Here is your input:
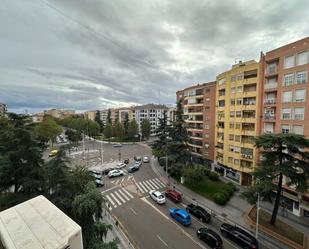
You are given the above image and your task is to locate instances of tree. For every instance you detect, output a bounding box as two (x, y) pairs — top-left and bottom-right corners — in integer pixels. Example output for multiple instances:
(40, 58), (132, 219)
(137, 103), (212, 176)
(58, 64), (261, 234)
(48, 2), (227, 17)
(127, 119), (138, 138)
(103, 123), (113, 139)
(65, 128), (82, 144)
(182, 166), (204, 187)
(95, 110), (104, 133)
(88, 120), (100, 137)
(152, 111), (170, 157)
(113, 121), (124, 138)
(242, 133), (309, 225)
(107, 109), (112, 124)
(36, 115), (62, 145)
(123, 113), (129, 136)
(141, 119), (151, 140)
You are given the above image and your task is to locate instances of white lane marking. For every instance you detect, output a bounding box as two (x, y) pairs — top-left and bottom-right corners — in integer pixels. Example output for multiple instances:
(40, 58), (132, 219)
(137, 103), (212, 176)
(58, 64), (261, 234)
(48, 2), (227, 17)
(122, 188), (134, 199)
(101, 185), (118, 193)
(146, 180), (157, 190)
(130, 207), (137, 215)
(157, 235), (168, 247)
(143, 181), (154, 191)
(105, 194), (117, 208)
(136, 183), (145, 193)
(115, 179), (120, 185)
(149, 179), (160, 189)
(114, 190), (126, 204)
(128, 175), (133, 180)
(139, 182), (148, 193)
(118, 189), (130, 201)
(154, 178), (165, 188)
(111, 180), (115, 184)
(110, 192), (121, 206)
(120, 177), (126, 184)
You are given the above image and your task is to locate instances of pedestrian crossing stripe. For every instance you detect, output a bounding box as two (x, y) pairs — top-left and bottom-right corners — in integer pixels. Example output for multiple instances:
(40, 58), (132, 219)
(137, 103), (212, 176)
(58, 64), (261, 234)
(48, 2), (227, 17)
(143, 181), (153, 191)
(146, 180), (157, 190)
(136, 178), (166, 194)
(118, 189), (130, 201)
(122, 188), (134, 199)
(104, 188), (134, 210)
(110, 192), (121, 206)
(114, 190), (126, 203)
(149, 179), (161, 189)
(105, 194), (117, 208)
(136, 182), (148, 193)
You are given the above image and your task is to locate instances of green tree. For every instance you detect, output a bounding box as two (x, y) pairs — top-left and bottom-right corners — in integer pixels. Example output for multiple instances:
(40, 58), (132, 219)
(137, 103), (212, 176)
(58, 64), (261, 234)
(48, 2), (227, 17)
(65, 128), (82, 144)
(107, 109), (112, 124)
(95, 110), (104, 133)
(141, 119), (151, 140)
(113, 121), (124, 138)
(127, 119), (138, 138)
(104, 123), (113, 139)
(88, 120), (100, 137)
(242, 133), (309, 225)
(182, 166), (204, 187)
(123, 113), (129, 136)
(152, 111), (170, 157)
(36, 115), (62, 145)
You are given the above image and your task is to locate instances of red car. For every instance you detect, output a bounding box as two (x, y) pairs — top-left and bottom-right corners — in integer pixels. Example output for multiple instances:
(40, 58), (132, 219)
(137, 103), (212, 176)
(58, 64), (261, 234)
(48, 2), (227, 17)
(165, 189), (182, 203)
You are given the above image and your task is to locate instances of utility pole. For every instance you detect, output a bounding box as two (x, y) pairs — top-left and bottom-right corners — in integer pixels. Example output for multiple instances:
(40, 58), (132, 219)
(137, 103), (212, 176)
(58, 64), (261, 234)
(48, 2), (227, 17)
(166, 152), (170, 186)
(256, 192), (260, 239)
(100, 141), (103, 165)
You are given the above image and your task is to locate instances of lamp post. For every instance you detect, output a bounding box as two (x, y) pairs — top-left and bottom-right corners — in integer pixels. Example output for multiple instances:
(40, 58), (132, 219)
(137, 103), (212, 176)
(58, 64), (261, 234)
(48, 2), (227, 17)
(256, 192), (260, 239)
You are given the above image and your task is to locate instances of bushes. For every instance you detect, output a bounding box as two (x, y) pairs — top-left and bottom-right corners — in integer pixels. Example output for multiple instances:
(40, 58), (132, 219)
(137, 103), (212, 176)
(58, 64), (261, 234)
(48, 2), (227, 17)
(213, 192), (228, 205)
(209, 172), (219, 181)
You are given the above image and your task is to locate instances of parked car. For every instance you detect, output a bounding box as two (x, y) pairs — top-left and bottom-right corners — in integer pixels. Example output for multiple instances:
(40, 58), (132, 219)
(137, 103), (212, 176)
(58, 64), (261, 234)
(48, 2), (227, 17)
(113, 143), (122, 147)
(108, 169), (125, 178)
(89, 170), (102, 179)
(165, 189), (182, 203)
(197, 227), (222, 249)
(134, 156), (142, 161)
(102, 168), (115, 175)
(149, 190), (166, 204)
(123, 158), (130, 164)
(169, 208), (191, 226)
(95, 178), (104, 187)
(128, 164), (140, 173)
(116, 162), (126, 169)
(49, 149), (58, 157)
(142, 156), (150, 163)
(134, 161), (142, 167)
(186, 203), (211, 223)
(220, 223), (259, 249)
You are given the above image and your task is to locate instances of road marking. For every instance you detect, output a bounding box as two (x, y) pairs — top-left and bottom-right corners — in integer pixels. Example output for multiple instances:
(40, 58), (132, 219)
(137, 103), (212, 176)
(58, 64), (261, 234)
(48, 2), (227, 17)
(154, 178), (165, 188)
(120, 177), (126, 184)
(115, 179), (120, 185)
(149, 179), (161, 189)
(105, 194), (117, 208)
(146, 180), (157, 190)
(118, 189), (130, 201)
(130, 207), (137, 215)
(110, 192), (122, 206)
(138, 182), (148, 193)
(156, 235), (168, 247)
(111, 180), (115, 183)
(143, 181), (153, 191)
(114, 190), (126, 204)
(122, 188), (134, 199)
(136, 183), (145, 193)
(101, 185), (118, 193)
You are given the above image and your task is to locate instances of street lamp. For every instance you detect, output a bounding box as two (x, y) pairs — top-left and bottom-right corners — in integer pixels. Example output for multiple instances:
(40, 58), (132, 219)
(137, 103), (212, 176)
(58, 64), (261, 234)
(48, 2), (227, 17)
(166, 152), (170, 186)
(256, 192), (260, 239)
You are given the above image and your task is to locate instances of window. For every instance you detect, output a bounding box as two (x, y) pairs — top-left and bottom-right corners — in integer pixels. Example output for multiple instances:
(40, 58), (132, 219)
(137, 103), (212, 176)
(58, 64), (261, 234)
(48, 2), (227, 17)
(230, 111), (235, 118)
(218, 78), (226, 85)
(229, 134), (234, 141)
(229, 122), (234, 129)
(204, 124), (209, 129)
(296, 71), (307, 84)
(283, 74), (294, 86)
(237, 86), (242, 92)
(234, 146), (241, 153)
(231, 99), (235, 105)
(296, 51), (308, 66)
(284, 55), (294, 68)
(293, 125), (304, 135)
(188, 98), (195, 104)
(294, 107), (304, 120)
(231, 87), (236, 93)
(281, 108), (291, 120)
(282, 91), (292, 103)
(229, 145), (234, 152)
(231, 75), (236, 82)
(237, 74), (244, 80)
(294, 89), (306, 102)
(218, 100), (225, 107)
(234, 159), (240, 165)
(236, 98), (242, 105)
(235, 123), (241, 129)
(236, 111), (241, 118)
(228, 157), (233, 163)
(267, 63), (277, 74)
(235, 135), (241, 142)
(281, 125), (290, 134)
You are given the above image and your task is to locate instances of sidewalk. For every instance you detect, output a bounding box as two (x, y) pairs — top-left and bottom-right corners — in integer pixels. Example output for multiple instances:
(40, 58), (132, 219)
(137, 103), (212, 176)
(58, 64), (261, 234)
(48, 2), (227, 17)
(150, 156), (295, 249)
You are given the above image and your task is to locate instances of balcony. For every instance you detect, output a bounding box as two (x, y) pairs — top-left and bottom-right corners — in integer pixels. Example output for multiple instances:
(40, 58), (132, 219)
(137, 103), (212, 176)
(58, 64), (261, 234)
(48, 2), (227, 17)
(263, 114), (276, 121)
(264, 99), (276, 105)
(265, 64), (278, 77)
(264, 82), (278, 90)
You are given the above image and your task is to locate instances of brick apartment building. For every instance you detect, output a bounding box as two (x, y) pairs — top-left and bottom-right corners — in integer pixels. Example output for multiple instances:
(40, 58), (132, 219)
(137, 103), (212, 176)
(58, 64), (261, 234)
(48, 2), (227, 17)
(177, 82), (216, 164)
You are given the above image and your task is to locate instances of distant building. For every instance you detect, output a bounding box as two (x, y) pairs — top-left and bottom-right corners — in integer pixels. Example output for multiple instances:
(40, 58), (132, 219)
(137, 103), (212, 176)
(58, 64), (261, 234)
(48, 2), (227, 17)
(167, 106), (176, 125)
(118, 107), (133, 125)
(110, 108), (119, 124)
(0, 195), (83, 249)
(84, 110), (96, 121)
(31, 112), (44, 123)
(0, 103), (7, 117)
(132, 104), (168, 135)
(44, 108), (75, 119)
(100, 109), (109, 125)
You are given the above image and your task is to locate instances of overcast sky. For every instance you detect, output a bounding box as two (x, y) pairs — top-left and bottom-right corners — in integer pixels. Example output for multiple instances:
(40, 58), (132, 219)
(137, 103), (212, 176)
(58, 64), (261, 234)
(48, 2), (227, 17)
(1, 0), (309, 113)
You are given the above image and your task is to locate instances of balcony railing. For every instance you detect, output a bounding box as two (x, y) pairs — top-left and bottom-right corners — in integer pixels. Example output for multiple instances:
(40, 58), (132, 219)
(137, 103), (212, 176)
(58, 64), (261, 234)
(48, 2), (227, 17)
(263, 114), (276, 120)
(264, 99), (276, 105)
(241, 154), (253, 159)
(264, 83), (278, 90)
(266, 66), (278, 75)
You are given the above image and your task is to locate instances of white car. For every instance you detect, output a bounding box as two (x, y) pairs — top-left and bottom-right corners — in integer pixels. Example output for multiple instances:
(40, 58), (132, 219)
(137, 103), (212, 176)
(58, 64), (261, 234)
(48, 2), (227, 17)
(143, 156), (150, 163)
(149, 190), (166, 204)
(116, 162), (126, 169)
(108, 169), (125, 178)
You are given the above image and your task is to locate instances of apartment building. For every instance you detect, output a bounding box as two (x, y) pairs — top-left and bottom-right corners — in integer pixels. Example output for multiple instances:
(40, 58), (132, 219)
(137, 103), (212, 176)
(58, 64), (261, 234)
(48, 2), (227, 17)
(0, 195), (83, 249)
(214, 60), (260, 186)
(84, 110), (96, 121)
(260, 37), (309, 217)
(132, 104), (167, 135)
(167, 106), (176, 125)
(0, 103), (7, 117)
(177, 82), (216, 164)
(118, 107), (133, 124)
(44, 108), (75, 119)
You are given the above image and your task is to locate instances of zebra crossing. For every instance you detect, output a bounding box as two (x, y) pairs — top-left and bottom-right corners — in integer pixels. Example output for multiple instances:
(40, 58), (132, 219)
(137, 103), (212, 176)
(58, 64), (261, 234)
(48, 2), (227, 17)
(110, 175), (133, 185)
(103, 187), (134, 210)
(135, 178), (166, 194)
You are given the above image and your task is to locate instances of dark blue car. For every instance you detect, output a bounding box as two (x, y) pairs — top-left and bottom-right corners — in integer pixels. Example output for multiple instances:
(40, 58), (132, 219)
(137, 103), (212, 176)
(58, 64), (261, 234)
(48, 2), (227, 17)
(169, 208), (191, 226)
